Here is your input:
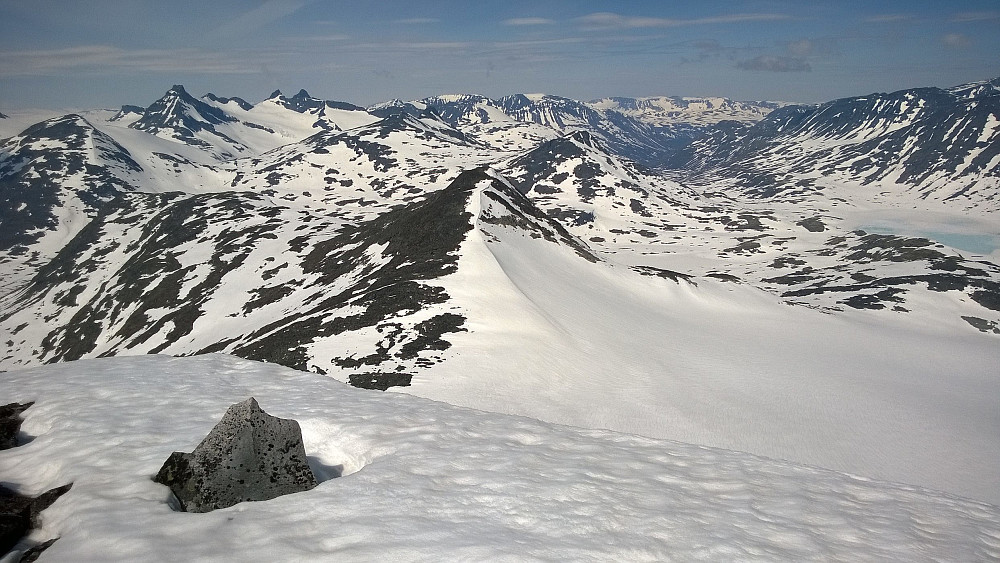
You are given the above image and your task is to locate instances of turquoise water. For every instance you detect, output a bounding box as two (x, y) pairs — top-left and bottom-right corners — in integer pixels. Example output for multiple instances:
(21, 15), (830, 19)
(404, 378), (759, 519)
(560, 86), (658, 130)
(860, 226), (999, 255)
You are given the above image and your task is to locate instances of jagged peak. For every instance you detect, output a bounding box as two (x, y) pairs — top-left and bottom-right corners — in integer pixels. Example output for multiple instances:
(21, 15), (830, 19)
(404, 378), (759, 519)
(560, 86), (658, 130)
(293, 89), (311, 100)
(131, 85), (238, 133)
(268, 89), (283, 99)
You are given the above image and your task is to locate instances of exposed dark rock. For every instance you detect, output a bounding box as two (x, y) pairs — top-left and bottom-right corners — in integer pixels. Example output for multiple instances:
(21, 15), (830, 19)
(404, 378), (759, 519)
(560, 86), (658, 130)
(17, 537), (58, 562)
(349, 372), (414, 391)
(797, 216), (826, 232)
(0, 483), (71, 558)
(0, 402), (33, 450)
(962, 316), (1000, 334)
(631, 265), (695, 284)
(153, 398), (317, 513)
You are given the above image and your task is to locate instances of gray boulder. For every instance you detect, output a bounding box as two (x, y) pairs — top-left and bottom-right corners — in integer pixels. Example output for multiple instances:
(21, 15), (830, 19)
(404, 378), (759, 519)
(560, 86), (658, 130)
(154, 398), (317, 512)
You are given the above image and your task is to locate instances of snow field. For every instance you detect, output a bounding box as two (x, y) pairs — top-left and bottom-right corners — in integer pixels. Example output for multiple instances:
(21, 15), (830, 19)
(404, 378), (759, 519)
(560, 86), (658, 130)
(1, 354), (998, 561)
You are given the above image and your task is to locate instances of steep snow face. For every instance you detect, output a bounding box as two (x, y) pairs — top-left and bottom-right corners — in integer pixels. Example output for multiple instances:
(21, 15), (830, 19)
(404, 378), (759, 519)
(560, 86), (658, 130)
(2, 354), (998, 561)
(671, 80), (1000, 211)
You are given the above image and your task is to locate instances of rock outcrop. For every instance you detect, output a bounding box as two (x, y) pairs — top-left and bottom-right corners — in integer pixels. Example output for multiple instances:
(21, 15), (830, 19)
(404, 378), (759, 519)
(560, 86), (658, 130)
(154, 398), (317, 512)
(0, 483), (71, 558)
(0, 402), (33, 450)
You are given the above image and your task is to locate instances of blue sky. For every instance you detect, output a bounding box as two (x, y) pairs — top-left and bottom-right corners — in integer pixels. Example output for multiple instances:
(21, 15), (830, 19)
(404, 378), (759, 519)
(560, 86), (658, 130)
(1, 0), (999, 110)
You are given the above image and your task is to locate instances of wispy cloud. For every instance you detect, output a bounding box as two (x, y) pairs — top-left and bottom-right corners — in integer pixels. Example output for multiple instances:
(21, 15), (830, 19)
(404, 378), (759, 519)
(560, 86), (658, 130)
(0, 45), (262, 75)
(786, 39), (813, 56)
(575, 12), (790, 30)
(343, 41), (473, 55)
(942, 33), (972, 48)
(282, 34), (350, 43)
(737, 55), (811, 72)
(864, 14), (915, 23)
(393, 18), (440, 25)
(213, 0), (310, 40)
(950, 11), (1000, 23)
(502, 18), (555, 26)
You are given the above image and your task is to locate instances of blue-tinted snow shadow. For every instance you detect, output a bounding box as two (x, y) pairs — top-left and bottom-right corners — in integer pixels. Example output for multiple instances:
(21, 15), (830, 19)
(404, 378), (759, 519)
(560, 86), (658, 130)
(307, 456), (343, 482)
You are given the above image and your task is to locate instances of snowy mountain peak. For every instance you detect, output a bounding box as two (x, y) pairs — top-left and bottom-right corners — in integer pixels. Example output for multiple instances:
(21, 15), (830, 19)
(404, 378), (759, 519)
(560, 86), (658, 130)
(133, 84), (236, 128)
(128, 85), (248, 157)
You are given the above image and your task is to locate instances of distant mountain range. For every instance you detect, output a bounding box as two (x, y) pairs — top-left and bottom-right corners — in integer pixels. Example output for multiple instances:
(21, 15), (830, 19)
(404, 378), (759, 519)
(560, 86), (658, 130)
(1, 77), (999, 504)
(666, 77), (1000, 210)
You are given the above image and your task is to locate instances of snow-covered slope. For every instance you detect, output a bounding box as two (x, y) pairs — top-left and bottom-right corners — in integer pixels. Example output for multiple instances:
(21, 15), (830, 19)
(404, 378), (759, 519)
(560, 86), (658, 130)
(0, 114), (145, 291)
(229, 112), (497, 215)
(2, 354), (998, 561)
(0, 169), (496, 380)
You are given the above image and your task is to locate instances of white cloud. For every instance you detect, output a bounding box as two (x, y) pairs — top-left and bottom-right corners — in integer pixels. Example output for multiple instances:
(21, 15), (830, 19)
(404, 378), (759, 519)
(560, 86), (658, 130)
(502, 18), (555, 26)
(282, 34), (351, 43)
(214, 0), (311, 40)
(787, 39), (813, 56)
(0, 45), (262, 75)
(950, 11), (1000, 23)
(575, 12), (790, 30)
(942, 33), (972, 48)
(864, 14), (915, 23)
(393, 18), (440, 25)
